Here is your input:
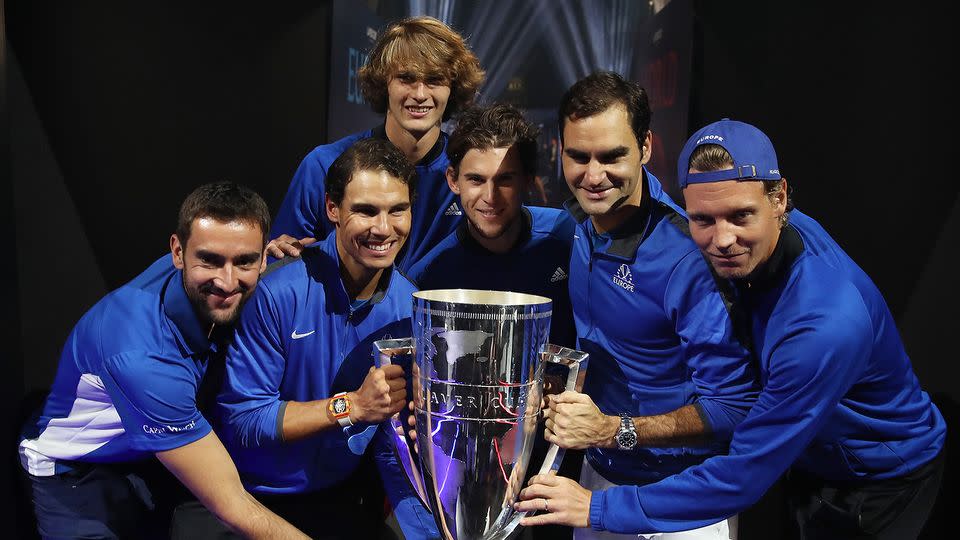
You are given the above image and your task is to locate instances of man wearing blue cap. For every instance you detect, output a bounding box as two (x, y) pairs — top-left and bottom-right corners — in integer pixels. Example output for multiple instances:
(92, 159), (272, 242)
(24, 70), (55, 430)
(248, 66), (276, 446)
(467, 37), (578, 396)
(517, 119), (947, 539)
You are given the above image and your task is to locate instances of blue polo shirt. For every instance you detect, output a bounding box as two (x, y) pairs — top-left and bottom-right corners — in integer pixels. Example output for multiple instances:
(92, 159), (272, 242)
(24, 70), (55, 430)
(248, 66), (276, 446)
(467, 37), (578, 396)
(20, 256), (215, 476)
(407, 205), (578, 348)
(567, 170), (758, 487)
(217, 233), (437, 538)
(272, 127), (461, 273)
(589, 210), (948, 534)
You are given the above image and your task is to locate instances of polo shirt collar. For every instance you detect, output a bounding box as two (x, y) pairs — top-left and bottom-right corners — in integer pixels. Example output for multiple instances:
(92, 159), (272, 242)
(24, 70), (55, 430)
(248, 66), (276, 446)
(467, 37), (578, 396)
(162, 271), (214, 357)
(738, 220), (803, 292)
(372, 123), (446, 166)
(317, 233), (396, 312)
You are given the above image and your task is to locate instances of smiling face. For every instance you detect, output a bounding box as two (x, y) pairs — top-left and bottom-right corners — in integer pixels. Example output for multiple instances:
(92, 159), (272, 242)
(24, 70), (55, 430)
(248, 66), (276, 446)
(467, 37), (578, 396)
(384, 71), (451, 140)
(684, 177), (787, 280)
(561, 105), (651, 233)
(171, 218), (264, 326)
(447, 145), (528, 253)
(326, 169), (412, 285)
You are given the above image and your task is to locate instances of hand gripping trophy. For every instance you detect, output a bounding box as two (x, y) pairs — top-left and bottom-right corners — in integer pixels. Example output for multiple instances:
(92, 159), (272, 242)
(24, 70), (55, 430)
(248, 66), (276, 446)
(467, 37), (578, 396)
(374, 289), (588, 540)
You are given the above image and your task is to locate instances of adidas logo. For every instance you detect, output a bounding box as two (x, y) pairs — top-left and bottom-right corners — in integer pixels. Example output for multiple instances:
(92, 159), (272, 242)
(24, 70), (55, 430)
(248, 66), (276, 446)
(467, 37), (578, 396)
(550, 267), (568, 283)
(444, 202), (462, 216)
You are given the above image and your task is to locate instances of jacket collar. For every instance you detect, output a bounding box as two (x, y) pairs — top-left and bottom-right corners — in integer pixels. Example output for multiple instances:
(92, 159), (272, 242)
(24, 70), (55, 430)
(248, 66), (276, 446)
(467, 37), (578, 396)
(455, 206), (533, 255)
(737, 219), (803, 292)
(372, 124), (447, 166)
(314, 232), (396, 313)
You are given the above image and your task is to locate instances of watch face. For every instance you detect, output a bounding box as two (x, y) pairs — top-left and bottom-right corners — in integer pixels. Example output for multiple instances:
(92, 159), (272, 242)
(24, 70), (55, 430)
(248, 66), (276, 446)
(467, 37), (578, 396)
(618, 431), (637, 449)
(332, 398), (348, 415)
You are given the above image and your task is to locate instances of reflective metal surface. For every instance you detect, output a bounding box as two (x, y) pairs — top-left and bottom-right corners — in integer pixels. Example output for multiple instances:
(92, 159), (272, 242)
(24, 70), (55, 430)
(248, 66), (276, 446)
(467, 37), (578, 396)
(375, 289), (588, 540)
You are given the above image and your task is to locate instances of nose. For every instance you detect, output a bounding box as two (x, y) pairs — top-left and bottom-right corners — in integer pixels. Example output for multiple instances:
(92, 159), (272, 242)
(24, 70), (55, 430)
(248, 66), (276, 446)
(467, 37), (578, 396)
(585, 159), (605, 184)
(212, 264), (239, 294)
(370, 212), (390, 235)
(714, 222), (737, 252)
(412, 81), (427, 100)
(482, 181), (498, 203)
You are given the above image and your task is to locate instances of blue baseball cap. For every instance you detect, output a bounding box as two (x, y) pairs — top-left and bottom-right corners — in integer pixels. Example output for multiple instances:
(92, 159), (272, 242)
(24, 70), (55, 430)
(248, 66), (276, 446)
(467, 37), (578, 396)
(677, 119), (781, 189)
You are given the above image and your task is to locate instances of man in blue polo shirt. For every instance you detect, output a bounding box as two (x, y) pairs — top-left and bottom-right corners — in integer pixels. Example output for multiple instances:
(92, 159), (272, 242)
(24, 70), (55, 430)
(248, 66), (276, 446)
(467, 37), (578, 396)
(517, 120), (946, 539)
(526, 73), (758, 540)
(216, 138), (437, 539)
(407, 103), (577, 348)
(19, 182), (308, 539)
(267, 16), (484, 272)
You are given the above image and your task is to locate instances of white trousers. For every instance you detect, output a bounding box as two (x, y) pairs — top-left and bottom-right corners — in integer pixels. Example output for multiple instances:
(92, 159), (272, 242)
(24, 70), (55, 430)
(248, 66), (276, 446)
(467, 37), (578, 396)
(574, 459), (738, 540)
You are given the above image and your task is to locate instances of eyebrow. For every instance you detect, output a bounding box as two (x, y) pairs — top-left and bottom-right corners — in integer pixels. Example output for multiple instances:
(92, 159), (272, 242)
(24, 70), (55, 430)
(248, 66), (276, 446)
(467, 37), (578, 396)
(598, 146), (630, 161)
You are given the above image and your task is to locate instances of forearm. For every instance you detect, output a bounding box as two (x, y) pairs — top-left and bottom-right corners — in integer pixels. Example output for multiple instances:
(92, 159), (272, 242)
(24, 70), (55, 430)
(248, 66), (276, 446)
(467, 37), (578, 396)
(215, 491), (310, 539)
(593, 405), (709, 448)
(280, 397), (344, 442)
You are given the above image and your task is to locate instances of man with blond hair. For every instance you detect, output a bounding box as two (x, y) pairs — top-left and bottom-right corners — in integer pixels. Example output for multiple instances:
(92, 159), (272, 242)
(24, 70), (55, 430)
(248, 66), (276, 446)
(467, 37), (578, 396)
(269, 16), (485, 272)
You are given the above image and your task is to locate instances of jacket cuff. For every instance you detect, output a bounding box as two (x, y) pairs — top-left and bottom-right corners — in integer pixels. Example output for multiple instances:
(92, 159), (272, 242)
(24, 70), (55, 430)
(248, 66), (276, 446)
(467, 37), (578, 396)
(589, 489), (606, 531)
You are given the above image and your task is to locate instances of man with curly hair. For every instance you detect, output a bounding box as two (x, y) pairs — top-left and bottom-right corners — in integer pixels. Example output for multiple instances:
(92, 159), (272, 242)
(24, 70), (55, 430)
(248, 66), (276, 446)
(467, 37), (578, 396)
(269, 16), (484, 273)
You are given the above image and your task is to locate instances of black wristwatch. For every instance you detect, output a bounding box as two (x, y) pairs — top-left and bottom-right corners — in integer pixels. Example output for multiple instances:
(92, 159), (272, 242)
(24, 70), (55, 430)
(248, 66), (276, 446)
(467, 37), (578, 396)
(615, 414), (637, 450)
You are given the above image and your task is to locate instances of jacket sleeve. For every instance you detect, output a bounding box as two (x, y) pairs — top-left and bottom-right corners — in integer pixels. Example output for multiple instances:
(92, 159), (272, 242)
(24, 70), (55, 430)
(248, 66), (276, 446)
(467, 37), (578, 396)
(217, 282), (288, 448)
(272, 149), (331, 242)
(664, 251), (758, 439)
(591, 281), (873, 533)
(372, 424), (440, 539)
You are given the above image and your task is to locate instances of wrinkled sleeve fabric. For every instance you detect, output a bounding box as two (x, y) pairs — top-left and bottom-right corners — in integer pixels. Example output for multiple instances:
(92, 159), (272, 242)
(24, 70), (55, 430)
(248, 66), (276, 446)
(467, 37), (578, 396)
(99, 351), (211, 452)
(217, 282), (288, 448)
(664, 251), (758, 439)
(372, 425), (440, 539)
(272, 149), (330, 242)
(591, 280), (873, 533)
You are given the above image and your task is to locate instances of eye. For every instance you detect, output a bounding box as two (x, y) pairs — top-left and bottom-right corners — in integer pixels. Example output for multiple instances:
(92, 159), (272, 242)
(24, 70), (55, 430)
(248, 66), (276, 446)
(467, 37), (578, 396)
(396, 73), (416, 84)
(425, 75), (446, 86)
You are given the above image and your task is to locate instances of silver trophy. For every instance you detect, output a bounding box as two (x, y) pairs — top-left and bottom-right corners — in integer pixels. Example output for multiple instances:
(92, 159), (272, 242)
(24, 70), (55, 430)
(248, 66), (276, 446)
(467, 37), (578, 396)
(374, 289), (588, 540)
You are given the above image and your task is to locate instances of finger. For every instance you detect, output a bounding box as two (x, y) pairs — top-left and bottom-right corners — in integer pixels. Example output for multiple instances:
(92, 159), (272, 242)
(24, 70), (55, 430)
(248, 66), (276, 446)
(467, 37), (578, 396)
(527, 474), (562, 487)
(381, 364), (405, 378)
(389, 389), (406, 403)
(519, 513), (561, 527)
(552, 390), (586, 404)
(266, 243), (284, 258)
(387, 377), (406, 391)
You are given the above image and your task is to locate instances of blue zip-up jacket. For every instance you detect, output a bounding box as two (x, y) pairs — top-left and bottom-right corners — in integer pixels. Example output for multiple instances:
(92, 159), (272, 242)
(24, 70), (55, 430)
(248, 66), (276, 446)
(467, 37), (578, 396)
(407, 205), (578, 348)
(272, 128), (461, 273)
(567, 170), (758, 487)
(217, 233), (437, 538)
(20, 256), (214, 475)
(589, 210), (947, 533)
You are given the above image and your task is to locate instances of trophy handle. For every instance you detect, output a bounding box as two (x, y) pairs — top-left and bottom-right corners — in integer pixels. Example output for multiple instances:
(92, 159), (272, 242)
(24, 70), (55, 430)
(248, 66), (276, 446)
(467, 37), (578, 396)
(535, 344), (590, 477)
(372, 338), (431, 508)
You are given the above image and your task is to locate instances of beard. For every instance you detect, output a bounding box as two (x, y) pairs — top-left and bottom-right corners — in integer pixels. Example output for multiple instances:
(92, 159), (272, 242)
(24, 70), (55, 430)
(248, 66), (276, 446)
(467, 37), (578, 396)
(182, 275), (252, 328)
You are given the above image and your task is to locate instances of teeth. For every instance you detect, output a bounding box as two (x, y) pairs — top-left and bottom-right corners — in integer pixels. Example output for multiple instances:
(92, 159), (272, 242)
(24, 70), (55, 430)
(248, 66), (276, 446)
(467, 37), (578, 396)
(364, 241), (392, 252)
(407, 106), (430, 113)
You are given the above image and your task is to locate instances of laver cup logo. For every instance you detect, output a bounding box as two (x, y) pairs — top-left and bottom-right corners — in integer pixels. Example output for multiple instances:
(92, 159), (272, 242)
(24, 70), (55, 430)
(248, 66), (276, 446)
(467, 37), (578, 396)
(375, 289), (589, 540)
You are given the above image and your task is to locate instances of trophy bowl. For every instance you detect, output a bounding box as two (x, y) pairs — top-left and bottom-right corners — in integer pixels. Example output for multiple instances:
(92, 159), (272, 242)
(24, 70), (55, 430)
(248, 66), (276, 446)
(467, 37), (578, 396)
(375, 289), (588, 540)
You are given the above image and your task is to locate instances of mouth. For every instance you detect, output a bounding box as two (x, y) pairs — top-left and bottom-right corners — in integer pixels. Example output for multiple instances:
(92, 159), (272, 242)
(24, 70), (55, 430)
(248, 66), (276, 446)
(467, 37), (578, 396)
(360, 239), (396, 256)
(405, 105), (433, 119)
(709, 252), (748, 262)
(475, 208), (503, 220)
(579, 185), (614, 201)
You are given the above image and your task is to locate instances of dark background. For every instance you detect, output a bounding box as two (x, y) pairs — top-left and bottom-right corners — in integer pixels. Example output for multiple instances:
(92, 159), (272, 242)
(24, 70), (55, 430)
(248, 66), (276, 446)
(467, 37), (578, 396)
(5, 1), (955, 538)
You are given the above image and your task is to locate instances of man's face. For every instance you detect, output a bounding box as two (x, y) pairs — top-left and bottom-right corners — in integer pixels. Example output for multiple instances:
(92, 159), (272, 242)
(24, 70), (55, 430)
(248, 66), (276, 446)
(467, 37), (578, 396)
(561, 105), (650, 228)
(684, 177), (787, 280)
(385, 71), (451, 138)
(327, 169), (412, 280)
(171, 218), (265, 326)
(447, 145), (528, 251)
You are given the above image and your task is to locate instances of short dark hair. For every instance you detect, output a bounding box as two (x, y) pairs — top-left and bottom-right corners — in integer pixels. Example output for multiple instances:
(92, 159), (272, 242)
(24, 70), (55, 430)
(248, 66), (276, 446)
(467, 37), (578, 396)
(558, 71), (651, 149)
(175, 182), (271, 247)
(326, 138), (417, 205)
(687, 143), (794, 226)
(358, 16), (484, 121)
(446, 103), (541, 176)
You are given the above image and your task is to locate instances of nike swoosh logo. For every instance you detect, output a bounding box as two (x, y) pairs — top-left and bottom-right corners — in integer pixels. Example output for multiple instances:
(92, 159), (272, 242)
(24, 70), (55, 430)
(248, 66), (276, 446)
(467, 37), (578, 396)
(291, 330), (315, 339)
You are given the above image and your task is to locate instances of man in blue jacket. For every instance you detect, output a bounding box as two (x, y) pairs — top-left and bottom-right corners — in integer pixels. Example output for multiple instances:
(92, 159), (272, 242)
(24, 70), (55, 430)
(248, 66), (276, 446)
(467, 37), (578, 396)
(216, 138), (438, 539)
(407, 103), (577, 348)
(517, 119), (946, 539)
(268, 16), (485, 273)
(529, 72), (758, 539)
(19, 182), (308, 539)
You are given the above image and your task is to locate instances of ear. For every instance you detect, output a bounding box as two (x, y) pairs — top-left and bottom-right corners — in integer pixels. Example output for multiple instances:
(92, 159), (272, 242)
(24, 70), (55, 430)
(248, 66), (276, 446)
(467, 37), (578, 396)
(445, 166), (461, 195)
(325, 194), (340, 226)
(639, 130), (653, 166)
(170, 234), (185, 269)
(773, 178), (788, 215)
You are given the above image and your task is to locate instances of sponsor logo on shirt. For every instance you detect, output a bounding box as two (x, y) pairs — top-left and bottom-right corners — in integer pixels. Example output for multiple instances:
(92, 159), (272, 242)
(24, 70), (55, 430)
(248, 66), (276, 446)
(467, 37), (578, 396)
(550, 267), (568, 283)
(291, 329), (315, 339)
(142, 419), (197, 436)
(612, 264), (635, 292)
(444, 202), (463, 216)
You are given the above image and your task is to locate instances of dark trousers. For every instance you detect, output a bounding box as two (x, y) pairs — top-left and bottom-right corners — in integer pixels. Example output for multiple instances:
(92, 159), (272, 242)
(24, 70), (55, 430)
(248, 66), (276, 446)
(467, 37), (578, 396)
(170, 460), (393, 540)
(786, 447), (945, 540)
(25, 460), (188, 540)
